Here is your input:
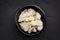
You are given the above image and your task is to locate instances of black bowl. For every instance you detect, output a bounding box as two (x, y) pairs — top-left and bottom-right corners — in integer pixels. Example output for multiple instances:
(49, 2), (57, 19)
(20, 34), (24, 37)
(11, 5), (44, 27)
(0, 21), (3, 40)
(15, 5), (45, 36)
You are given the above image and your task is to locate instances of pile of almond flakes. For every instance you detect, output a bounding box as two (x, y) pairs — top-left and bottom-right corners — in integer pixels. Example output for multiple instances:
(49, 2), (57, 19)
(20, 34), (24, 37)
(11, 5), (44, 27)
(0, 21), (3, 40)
(18, 8), (43, 33)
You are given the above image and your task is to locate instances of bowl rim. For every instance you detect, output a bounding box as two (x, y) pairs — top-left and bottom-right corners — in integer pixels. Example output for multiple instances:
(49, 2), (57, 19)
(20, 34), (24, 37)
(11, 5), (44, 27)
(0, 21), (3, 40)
(15, 5), (45, 36)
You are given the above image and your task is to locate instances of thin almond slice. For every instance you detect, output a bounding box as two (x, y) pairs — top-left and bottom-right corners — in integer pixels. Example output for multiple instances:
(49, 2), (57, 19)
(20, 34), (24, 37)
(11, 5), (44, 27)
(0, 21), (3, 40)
(28, 8), (36, 16)
(37, 25), (43, 31)
(33, 27), (37, 32)
(36, 12), (41, 19)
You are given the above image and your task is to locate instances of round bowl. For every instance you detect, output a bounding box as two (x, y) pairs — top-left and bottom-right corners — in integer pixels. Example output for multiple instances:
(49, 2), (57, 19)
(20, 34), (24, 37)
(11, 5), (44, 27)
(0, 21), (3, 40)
(15, 5), (45, 36)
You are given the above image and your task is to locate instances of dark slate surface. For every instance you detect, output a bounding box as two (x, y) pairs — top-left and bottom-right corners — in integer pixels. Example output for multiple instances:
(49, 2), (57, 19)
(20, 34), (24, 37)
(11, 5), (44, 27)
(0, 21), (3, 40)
(0, 0), (60, 40)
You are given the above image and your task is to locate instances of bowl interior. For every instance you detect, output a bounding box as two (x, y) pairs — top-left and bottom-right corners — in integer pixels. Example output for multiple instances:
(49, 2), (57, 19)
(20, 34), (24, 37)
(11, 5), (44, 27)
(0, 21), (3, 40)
(15, 5), (45, 36)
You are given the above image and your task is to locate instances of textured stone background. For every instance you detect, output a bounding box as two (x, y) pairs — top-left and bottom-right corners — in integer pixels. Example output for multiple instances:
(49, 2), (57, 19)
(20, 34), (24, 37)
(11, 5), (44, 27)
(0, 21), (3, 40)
(0, 0), (60, 40)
